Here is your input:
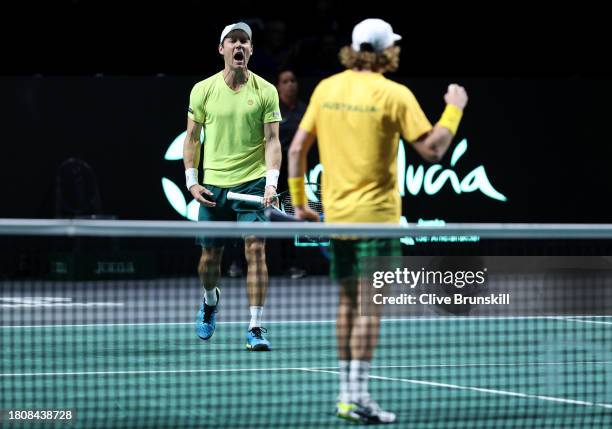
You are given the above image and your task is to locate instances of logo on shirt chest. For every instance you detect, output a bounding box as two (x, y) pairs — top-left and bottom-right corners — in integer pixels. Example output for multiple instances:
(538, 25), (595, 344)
(247, 99), (254, 106)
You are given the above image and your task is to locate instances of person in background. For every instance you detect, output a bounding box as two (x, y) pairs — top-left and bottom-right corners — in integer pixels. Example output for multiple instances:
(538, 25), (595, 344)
(277, 69), (307, 279)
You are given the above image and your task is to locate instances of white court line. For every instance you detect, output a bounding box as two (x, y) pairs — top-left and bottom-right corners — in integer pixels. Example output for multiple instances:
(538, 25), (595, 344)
(301, 368), (612, 410)
(3, 315), (609, 329)
(0, 320), (332, 329)
(371, 361), (612, 369)
(2, 361), (611, 378)
(0, 367), (314, 378)
(556, 317), (612, 326)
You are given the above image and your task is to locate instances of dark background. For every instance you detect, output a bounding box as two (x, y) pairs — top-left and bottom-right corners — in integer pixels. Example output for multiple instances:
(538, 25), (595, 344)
(1, 0), (610, 224)
(3, 1), (610, 77)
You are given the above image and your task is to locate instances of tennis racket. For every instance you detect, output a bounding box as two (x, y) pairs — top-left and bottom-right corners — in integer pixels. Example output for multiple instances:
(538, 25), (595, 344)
(226, 189), (291, 220)
(226, 182), (323, 221)
(226, 182), (329, 248)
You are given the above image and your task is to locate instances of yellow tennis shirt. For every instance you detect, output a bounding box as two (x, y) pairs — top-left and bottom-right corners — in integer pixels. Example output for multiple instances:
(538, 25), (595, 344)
(188, 71), (281, 187)
(299, 70), (433, 223)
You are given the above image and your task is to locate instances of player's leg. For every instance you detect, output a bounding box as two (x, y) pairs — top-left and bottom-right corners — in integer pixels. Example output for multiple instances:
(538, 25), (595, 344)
(196, 246), (224, 340)
(198, 247), (224, 294)
(337, 279), (356, 363)
(244, 236), (268, 308)
(243, 236), (271, 350)
(334, 239), (397, 424)
(349, 293), (381, 360)
(195, 184), (227, 341)
(336, 277), (357, 418)
(232, 177), (272, 351)
(330, 239), (362, 421)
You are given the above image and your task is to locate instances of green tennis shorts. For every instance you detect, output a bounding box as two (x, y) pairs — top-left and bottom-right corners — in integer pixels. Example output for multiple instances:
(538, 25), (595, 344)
(197, 177), (267, 248)
(330, 238), (402, 280)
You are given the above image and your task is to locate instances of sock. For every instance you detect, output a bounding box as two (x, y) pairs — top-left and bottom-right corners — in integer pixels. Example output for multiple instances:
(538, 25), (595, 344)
(249, 306), (263, 329)
(338, 360), (350, 403)
(204, 287), (218, 306)
(349, 360), (371, 403)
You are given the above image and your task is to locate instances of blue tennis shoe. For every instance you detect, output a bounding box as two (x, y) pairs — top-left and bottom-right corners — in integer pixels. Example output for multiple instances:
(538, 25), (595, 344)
(246, 327), (271, 351)
(196, 287), (220, 340)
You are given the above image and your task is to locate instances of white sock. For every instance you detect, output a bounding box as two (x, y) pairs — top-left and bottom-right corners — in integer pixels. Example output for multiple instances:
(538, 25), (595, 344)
(338, 360), (350, 403)
(249, 306), (263, 329)
(349, 360), (371, 403)
(204, 287), (218, 306)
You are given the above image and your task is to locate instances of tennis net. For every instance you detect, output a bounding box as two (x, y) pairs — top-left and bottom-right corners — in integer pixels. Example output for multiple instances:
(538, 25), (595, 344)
(1, 219), (612, 428)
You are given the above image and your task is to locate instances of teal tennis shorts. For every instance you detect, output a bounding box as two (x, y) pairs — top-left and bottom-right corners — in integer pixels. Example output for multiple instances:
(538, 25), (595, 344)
(330, 238), (402, 280)
(197, 177), (267, 248)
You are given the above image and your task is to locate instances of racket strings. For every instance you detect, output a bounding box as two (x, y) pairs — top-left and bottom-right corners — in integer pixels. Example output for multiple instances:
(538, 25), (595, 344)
(281, 182), (323, 217)
(279, 183), (328, 246)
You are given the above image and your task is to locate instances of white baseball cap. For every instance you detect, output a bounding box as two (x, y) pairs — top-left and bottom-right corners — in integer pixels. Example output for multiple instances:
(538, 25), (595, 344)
(220, 22), (252, 44)
(351, 18), (401, 52)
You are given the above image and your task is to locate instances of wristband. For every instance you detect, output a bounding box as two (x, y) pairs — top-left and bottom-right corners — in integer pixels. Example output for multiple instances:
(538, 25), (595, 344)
(185, 168), (198, 190)
(288, 176), (307, 206)
(436, 104), (463, 136)
(266, 169), (280, 189)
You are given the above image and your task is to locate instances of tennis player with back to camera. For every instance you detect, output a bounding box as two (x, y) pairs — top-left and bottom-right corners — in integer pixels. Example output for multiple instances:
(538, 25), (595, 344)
(183, 22), (282, 351)
(288, 18), (468, 424)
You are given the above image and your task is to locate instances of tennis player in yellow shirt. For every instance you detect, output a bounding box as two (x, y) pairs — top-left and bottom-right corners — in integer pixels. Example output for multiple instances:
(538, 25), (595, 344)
(183, 22), (282, 351)
(288, 18), (468, 424)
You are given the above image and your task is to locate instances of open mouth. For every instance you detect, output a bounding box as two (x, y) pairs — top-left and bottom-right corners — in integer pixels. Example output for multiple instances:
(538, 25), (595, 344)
(233, 51), (245, 62)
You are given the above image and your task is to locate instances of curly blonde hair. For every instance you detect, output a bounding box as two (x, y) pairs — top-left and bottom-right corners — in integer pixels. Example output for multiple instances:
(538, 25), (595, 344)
(338, 45), (400, 73)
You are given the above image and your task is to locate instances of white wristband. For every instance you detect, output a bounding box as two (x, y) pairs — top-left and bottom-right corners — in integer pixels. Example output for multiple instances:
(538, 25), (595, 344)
(266, 169), (280, 189)
(185, 168), (199, 190)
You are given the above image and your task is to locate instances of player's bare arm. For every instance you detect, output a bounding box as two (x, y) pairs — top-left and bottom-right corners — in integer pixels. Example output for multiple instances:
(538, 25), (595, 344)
(288, 128), (319, 221)
(411, 84), (468, 163)
(263, 121), (282, 207)
(183, 117), (215, 207)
